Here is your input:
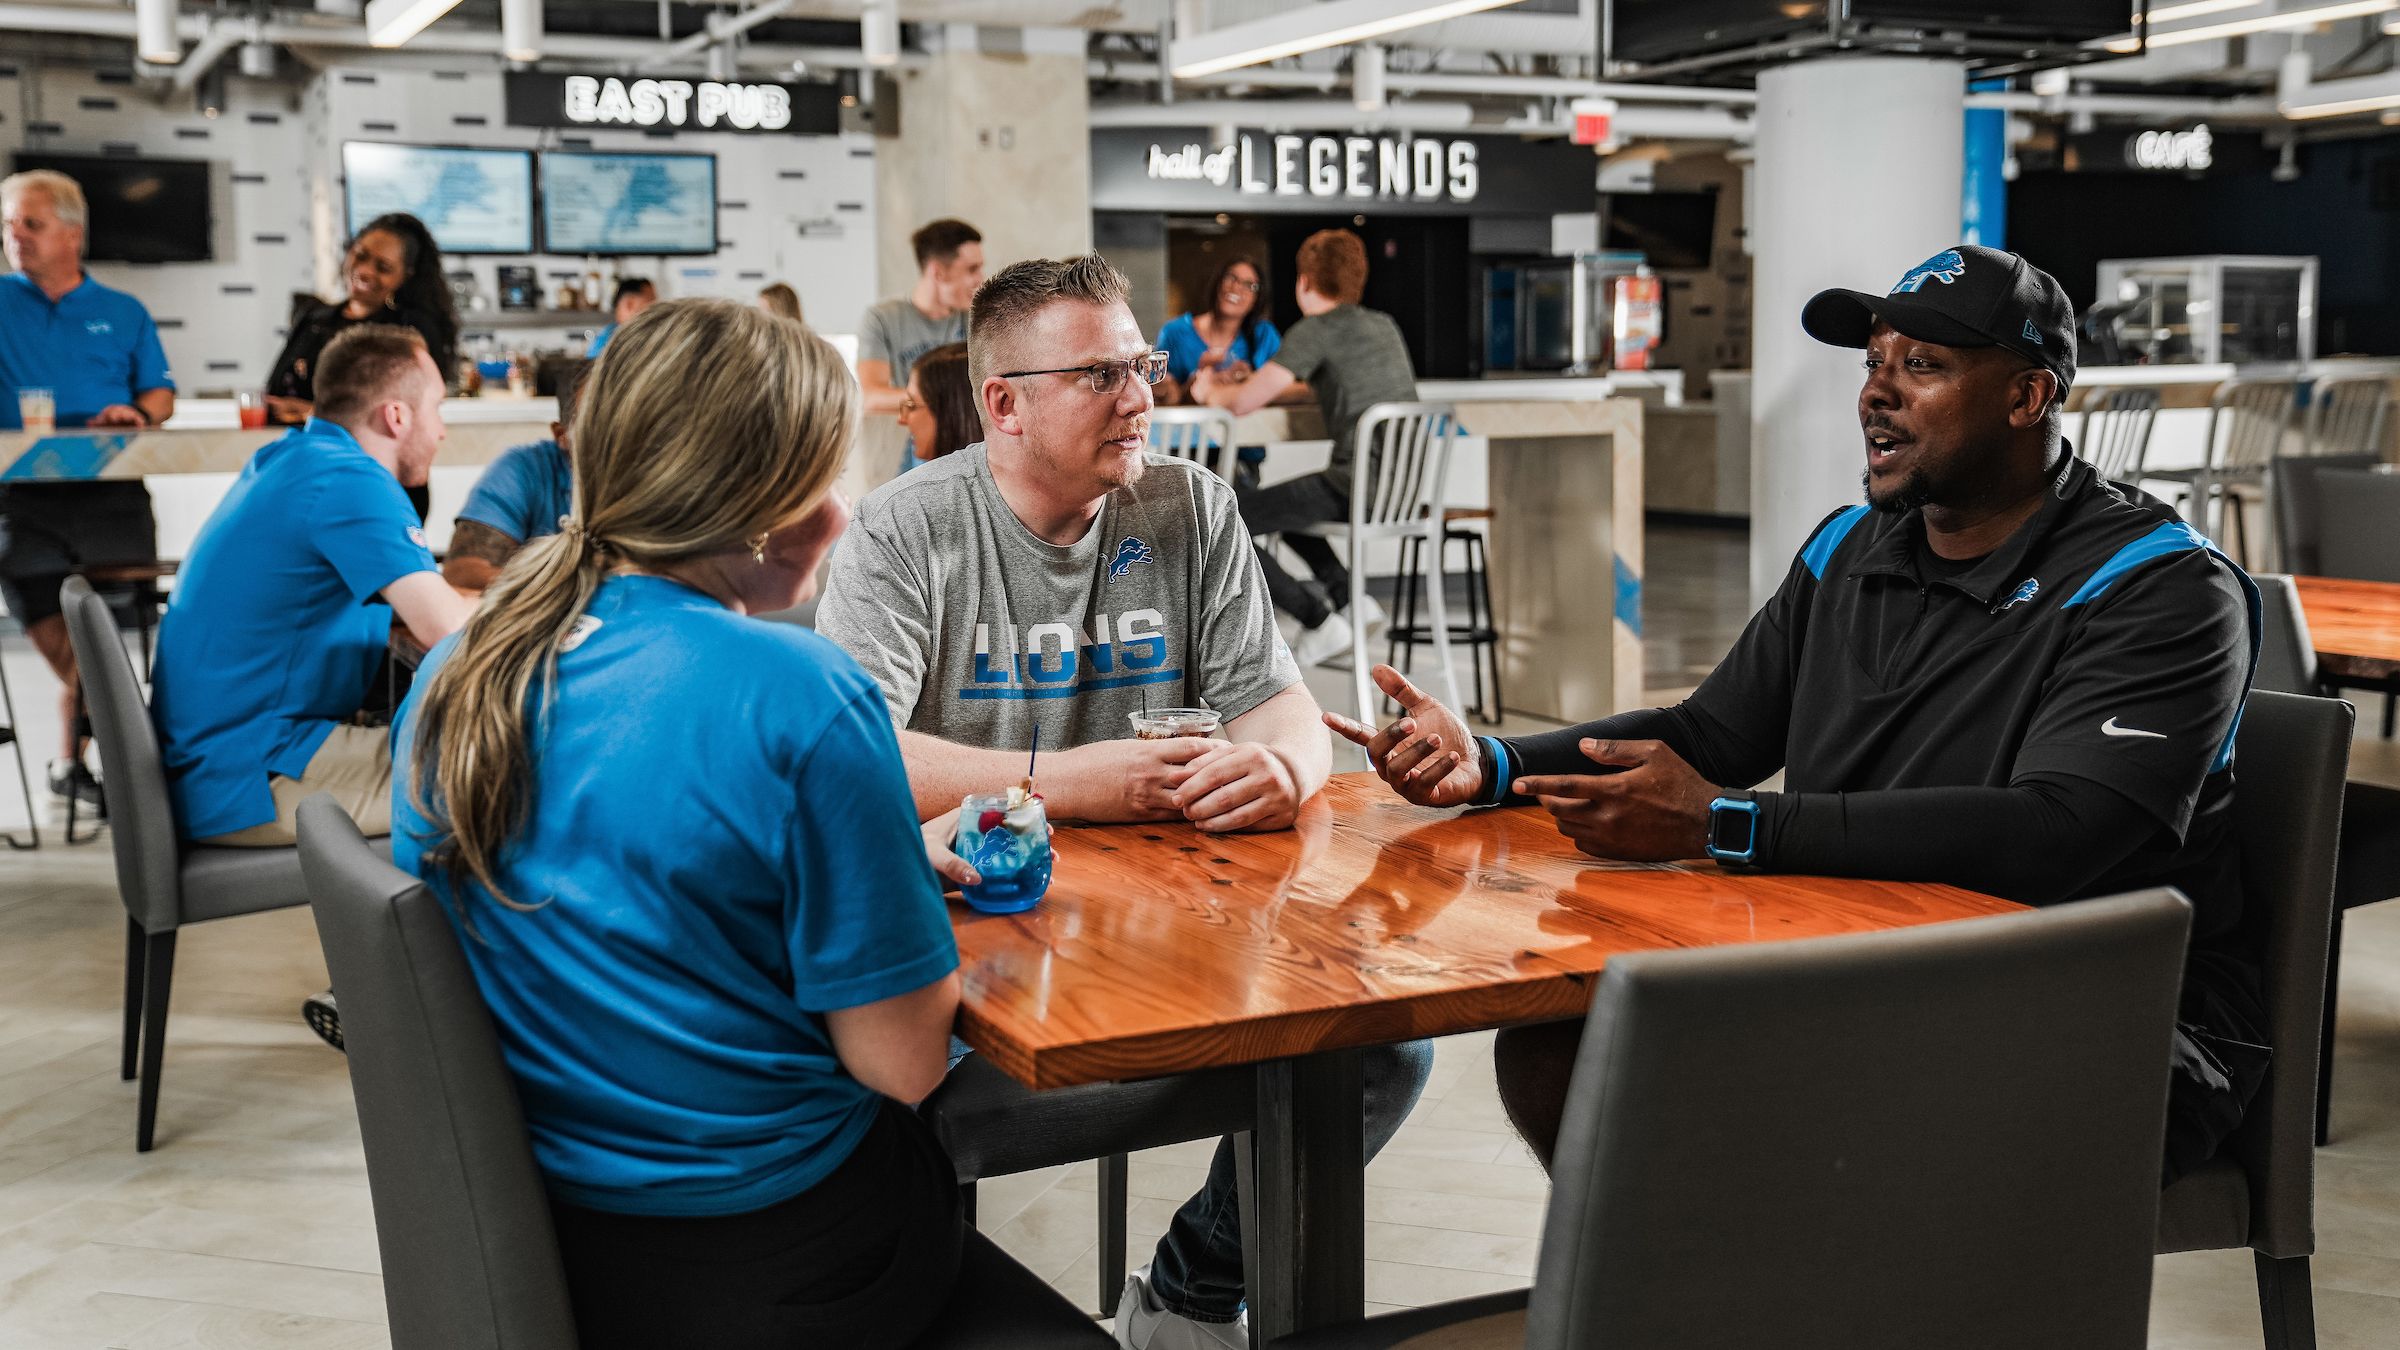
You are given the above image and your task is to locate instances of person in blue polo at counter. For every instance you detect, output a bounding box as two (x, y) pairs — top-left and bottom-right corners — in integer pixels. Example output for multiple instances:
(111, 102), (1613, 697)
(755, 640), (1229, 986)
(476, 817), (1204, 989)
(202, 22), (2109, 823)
(0, 167), (178, 811)
(1153, 255), (1280, 407)
(442, 360), (588, 593)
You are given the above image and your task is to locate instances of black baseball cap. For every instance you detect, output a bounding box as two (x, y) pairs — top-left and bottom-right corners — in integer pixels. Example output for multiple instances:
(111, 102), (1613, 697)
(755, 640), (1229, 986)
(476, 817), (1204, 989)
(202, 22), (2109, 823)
(1802, 245), (2076, 390)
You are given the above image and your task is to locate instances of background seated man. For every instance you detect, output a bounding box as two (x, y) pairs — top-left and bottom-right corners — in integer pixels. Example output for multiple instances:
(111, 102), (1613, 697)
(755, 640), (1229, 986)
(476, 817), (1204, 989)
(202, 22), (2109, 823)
(1336, 246), (2264, 1188)
(444, 360), (589, 592)
(816, 254), (1429, 1350)
(152, 324), (475, 849)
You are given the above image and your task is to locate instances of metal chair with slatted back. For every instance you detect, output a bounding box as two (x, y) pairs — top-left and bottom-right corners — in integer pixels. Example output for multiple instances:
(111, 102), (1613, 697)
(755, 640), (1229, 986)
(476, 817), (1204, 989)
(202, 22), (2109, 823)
(1291, 402), (1464, 725)
(2078, 387), (2161, 484)
(2149, 378), (2299, 565)
(2303, 372), (2393, 460)
(1145, 407), (1237, 478)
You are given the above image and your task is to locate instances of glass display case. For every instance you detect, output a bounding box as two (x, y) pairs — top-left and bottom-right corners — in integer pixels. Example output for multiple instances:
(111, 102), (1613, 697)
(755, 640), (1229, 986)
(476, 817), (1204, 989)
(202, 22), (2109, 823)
(2091, 255), (2317, 366)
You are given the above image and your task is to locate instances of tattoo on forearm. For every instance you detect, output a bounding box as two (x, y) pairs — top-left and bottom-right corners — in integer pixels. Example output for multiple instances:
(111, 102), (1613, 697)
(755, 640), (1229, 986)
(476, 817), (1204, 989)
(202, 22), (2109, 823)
(448, 519), (524, 569)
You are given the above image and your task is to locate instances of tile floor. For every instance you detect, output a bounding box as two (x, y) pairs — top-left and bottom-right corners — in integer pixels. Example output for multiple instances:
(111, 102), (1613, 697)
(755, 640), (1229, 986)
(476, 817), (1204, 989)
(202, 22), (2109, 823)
(1, 524), (2397, 1346)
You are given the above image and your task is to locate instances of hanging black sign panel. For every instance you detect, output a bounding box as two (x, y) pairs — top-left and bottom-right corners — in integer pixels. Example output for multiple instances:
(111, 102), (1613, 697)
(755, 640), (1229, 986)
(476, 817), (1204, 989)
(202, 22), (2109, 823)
(503, 71), (840, 136)
(1090, 128), (1598, 216)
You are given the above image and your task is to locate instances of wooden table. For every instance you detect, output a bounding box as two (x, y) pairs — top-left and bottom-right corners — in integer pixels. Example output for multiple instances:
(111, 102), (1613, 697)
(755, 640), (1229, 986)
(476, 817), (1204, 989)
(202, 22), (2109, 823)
(2295, 576), (2400, 683)
(951, 773), (2019, 1339)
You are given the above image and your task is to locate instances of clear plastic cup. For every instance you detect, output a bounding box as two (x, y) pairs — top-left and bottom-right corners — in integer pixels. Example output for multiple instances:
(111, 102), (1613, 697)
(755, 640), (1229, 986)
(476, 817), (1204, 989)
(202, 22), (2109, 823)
(17, 388), (55, 436)
(235, 389), (268, 430)
(954, 791), (1052, 915)
(1128, 707), (1221, 741)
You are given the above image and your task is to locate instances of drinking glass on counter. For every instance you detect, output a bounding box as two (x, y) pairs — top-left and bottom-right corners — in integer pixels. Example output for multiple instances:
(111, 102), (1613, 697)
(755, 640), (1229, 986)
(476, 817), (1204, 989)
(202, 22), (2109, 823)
(236, 389), (269, 430)
(17, 387), (55, 435)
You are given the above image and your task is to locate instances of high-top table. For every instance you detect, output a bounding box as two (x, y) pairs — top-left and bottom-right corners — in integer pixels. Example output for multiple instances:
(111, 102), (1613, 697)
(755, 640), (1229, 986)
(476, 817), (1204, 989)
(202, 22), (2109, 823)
(950, 773), (2019, 1339)
(2294, 575), (2400, 683)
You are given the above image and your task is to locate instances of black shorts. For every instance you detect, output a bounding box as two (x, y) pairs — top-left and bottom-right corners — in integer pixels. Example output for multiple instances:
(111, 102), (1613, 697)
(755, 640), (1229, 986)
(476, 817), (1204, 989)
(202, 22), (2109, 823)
(546, 1096), (965, 1350)
(0, 482), (157, 626)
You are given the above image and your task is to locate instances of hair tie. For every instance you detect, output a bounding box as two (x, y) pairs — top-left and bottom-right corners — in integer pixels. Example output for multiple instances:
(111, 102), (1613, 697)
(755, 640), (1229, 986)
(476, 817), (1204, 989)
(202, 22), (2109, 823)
(559, 518), (612, 557)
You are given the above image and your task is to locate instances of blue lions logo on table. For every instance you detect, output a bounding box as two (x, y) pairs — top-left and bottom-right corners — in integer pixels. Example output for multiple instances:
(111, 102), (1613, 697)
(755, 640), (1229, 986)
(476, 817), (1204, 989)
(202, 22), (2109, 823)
(1892, 249), (1968, 294)
(1108, 536), (1154, 581)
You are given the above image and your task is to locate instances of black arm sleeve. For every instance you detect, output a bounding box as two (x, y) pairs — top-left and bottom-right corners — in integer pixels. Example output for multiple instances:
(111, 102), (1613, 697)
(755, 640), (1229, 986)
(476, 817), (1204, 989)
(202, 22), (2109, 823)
(1755, 773), (2159, 905)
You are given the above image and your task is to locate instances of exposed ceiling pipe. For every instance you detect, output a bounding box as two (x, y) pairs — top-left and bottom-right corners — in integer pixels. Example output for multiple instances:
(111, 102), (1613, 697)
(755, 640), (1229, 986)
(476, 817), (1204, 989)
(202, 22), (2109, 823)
(1965, 89), (2280, 119)
(659, 0), (792, 61)
(171, 20), (253, 91)
(1089, 59), (1757, 105)
(1092, 96), (1754, 140)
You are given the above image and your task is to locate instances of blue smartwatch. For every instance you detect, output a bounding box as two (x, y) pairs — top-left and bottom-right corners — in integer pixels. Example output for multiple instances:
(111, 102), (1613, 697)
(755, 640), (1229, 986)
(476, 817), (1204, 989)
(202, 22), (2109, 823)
(1705, 793), (1760, 866)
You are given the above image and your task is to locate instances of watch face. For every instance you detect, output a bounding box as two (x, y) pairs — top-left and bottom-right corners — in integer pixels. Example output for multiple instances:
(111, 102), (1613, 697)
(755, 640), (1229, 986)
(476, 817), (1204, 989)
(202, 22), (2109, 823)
(1710, 802), (1755, 856)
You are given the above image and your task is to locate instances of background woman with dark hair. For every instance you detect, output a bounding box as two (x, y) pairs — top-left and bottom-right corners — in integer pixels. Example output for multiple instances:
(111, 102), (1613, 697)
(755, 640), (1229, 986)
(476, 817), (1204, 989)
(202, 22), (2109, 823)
(264, 212), (459, 427)
(894, 340), (976, 470)
(1154, 255), (1279, 405)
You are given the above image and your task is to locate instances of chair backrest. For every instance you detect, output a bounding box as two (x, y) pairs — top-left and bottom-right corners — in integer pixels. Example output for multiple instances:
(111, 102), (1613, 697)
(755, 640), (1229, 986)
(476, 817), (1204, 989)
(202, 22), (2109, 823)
(2270, 452), (2381, 577)
(2311, 468), (2400, 583)
(2250, 575), (2322, 695)
(1145, 407), (1235, 476)
(2225, 690), (2352, 1257)
(2081, 386), (2161, 482)
(295, 797), (578, 1350)
(1350, 401), (1461, 528)
(59, 576), (183, 933)
(2206, 378), (2299, 472)
(2302, 374), (2392, 459)
(1525, 891), (2194, 1350)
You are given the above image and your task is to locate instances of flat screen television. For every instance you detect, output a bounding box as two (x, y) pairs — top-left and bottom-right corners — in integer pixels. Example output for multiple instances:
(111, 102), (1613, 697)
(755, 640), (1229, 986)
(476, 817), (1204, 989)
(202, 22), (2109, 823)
(342, 142), (536, 255)
(11, 152), (213, 263)
(1603, 191), (1718, 271)
(540, 151), (719, 256)
(1611, 0), (2135, 66)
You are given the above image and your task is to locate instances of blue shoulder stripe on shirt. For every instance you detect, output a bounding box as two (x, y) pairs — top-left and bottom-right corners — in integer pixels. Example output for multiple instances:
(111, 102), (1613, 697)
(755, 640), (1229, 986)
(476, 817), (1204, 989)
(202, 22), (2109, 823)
(1800, 505), (1873, 580)
(2062, 520), (2262, 773)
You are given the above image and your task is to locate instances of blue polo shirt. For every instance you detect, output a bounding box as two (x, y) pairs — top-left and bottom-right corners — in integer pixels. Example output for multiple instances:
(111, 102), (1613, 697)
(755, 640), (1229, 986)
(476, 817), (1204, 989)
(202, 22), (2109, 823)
(390, 574), (958, 1218)
(587, 322), (618, 357)
(1155, 312), (1281, 386)
(151, 420), (437, 838)
(0, 273), (174, 428)
(457, 439), (573, 543)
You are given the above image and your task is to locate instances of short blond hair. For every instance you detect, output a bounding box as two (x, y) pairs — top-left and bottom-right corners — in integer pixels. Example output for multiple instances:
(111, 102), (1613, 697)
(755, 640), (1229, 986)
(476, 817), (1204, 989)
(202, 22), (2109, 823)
(967, 254), (1130, 393)
(1, 169), (88, 235)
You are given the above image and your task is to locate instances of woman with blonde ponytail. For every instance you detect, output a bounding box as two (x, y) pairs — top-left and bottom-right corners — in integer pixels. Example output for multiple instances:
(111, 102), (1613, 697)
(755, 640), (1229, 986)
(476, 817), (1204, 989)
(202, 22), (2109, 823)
(390, 299), (974, 1349)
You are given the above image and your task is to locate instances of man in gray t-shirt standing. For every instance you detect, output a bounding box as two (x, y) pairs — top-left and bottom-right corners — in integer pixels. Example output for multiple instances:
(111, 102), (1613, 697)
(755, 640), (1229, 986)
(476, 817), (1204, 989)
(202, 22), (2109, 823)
(1193, 228), (1417, 667)
(857, 218), (984, 471)
(817, 255), (1430, 1349)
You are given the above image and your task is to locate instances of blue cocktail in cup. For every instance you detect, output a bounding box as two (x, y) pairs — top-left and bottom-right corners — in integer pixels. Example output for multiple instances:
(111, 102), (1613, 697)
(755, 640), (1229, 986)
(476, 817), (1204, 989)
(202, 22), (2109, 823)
(954, 786), (1052, 914)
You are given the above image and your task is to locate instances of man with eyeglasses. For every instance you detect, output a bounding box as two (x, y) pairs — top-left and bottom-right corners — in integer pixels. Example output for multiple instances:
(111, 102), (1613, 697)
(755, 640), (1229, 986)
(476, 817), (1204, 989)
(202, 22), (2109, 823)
(817, 255), (1431, 1349)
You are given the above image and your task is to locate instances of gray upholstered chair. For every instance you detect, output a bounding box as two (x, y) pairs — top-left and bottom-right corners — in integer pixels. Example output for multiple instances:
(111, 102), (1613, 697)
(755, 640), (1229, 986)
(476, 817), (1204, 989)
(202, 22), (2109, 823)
(2155, 689), (2352, 1350)
(61, 575), (373, 1152)
(295, 798), (1112, 1350)
(1273, 890), (2196, 1350)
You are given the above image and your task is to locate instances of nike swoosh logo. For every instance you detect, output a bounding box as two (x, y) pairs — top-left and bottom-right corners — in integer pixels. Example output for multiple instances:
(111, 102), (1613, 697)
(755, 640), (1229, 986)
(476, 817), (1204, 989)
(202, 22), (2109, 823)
(2101, 717), (2167, 740)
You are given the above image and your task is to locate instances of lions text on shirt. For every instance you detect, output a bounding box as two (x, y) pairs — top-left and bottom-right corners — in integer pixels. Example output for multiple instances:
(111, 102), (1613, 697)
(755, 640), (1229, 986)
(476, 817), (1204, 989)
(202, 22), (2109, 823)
(815, 445), (1301, 751)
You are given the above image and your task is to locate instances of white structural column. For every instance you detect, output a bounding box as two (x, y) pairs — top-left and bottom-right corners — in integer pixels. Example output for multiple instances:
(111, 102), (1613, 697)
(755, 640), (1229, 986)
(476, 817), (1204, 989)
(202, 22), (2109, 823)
(1749, 58), (1964, 605)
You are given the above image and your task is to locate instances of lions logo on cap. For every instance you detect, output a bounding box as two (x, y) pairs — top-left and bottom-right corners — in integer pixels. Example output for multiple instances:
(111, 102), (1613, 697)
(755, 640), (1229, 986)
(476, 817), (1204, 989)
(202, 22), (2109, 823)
(1892, 249), (1968, 294)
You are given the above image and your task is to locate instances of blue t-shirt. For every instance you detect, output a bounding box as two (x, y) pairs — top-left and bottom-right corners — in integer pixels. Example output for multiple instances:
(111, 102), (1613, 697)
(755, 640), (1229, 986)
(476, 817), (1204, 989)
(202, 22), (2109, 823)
(587, 323), (618, 357)
(390, 574), (959, 1218)
(457, 439), (573, 543)
(0, 272), (174, 428)
(151, 420), (436, 838)
(1154, 312), (1282, 387)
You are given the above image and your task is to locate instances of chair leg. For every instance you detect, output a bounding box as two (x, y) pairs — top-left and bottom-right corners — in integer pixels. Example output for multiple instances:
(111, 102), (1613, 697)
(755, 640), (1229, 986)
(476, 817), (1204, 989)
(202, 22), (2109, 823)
(2318, 909), (2345, 1148)
(122, 916), (146, 1081)
(2383, 694), (2394, 740)
(958, 1181), (977, 1228)
(2253, 1252), (2317, 1350)
(0, 654), (37, 849)
(1388, 536), (1418, 680)
(1097, 1152), (1130, 1318)
(1419, 529), (1464, 715)
(1232, 1132), (1260, 1350)
(1349, 545), (1374, 727)
(135, 929), (176, 1152)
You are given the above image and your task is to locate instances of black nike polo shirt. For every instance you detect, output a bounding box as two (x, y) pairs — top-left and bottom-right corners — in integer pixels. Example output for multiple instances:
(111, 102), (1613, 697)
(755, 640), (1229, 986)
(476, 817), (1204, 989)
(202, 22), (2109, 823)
(1737, 453), (2258, 943)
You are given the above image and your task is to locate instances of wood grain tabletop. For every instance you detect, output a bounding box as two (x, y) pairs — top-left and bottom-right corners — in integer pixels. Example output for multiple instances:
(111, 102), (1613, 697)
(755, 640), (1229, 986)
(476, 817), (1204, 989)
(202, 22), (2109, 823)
(2296, 575), (2400, 682)
(952, 773), (2020, 1090)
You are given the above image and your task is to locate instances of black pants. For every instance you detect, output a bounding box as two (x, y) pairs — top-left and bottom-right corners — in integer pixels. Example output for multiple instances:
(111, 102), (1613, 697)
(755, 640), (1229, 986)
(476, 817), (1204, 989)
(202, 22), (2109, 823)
(1234, 470), (1351, 629)
(0, 482), (157, 625)
(547, 1098), (964, 1350)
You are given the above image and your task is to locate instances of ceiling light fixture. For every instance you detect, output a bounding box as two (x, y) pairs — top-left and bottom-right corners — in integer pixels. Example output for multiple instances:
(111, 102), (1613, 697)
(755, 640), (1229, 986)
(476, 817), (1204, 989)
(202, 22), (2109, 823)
(363, 0), (466, 48)
(1171, 0), (1528, 81)
(501, 0), (542, 61)
(861, 0), (900, 67)
(2141, 0), (2265, 22)
(135, 0), (179, 64)
(2105, 0), (2399, 53)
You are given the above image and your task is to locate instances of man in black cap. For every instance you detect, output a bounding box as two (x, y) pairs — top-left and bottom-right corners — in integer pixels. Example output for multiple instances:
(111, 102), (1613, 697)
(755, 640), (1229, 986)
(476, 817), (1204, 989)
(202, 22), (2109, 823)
(1332, 244), (2268, 1184)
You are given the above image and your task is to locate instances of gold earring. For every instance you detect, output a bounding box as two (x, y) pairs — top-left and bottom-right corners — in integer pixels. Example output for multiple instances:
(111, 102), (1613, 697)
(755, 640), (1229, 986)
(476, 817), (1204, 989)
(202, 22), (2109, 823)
(748, 533), (769, 564)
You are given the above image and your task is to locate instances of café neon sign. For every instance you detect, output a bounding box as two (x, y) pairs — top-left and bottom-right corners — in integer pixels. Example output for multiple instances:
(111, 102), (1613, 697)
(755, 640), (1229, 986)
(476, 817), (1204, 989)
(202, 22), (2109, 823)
(561, 75), (793, 131)
(2128, 123), (2213, 172)
(1144, 133), (1480, 203)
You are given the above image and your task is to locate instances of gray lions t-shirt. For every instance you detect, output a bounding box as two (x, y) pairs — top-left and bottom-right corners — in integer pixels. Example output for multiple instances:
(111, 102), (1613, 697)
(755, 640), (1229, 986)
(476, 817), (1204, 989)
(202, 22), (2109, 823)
(816, 445), (1301, 750)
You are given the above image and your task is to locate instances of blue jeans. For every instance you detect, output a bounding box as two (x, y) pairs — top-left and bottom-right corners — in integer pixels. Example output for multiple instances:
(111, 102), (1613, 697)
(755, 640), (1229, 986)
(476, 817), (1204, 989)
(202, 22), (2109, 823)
(1147, 1038), (1436, 1323)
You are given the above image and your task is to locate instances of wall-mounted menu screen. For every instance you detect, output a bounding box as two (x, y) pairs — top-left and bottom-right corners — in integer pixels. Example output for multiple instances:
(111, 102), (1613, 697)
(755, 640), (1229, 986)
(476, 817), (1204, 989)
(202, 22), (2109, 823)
(343, 142), (536, 256)
(540, 151), (718, 256)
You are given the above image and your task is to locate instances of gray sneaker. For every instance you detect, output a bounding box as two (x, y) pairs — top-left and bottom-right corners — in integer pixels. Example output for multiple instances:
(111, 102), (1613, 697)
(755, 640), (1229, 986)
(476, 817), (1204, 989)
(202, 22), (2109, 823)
(302, 990), (344, 1053)
(1112, 1267), (1247, 1350)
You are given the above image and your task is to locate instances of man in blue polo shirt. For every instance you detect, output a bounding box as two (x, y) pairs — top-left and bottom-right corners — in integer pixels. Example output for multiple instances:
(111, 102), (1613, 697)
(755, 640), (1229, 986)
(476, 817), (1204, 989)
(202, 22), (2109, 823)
(442, 361), (585, 592)
(153, 324), (476, 848)
(585, 277), (654, 358)
(0, 168), (176, 808)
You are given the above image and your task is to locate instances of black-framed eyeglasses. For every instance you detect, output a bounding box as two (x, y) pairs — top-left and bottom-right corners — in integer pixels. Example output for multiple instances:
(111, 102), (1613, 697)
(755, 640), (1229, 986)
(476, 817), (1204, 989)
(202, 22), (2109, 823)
(999, 351), (1170, 395)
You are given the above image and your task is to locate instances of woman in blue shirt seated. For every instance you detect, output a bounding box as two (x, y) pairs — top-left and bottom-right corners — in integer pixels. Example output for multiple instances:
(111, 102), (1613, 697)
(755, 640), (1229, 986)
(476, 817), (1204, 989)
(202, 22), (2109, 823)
(1154, 255), (1280, 405)
(392, 299), (974, 1349)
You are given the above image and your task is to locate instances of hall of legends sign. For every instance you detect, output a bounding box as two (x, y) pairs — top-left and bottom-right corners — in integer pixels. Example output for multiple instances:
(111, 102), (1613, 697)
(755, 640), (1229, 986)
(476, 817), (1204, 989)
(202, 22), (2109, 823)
(1091, 128), (1597, 217)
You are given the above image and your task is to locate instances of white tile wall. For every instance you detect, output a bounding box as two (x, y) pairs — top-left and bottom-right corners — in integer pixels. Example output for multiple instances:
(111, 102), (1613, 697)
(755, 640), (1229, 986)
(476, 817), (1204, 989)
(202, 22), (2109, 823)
(0, 58), (881, 390)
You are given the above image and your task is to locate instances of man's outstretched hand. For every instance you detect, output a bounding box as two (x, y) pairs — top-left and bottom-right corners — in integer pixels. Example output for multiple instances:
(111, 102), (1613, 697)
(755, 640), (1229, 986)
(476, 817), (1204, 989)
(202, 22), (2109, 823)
(1324, 665), (1485, 808)
(1515, 738), (1719, 863)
